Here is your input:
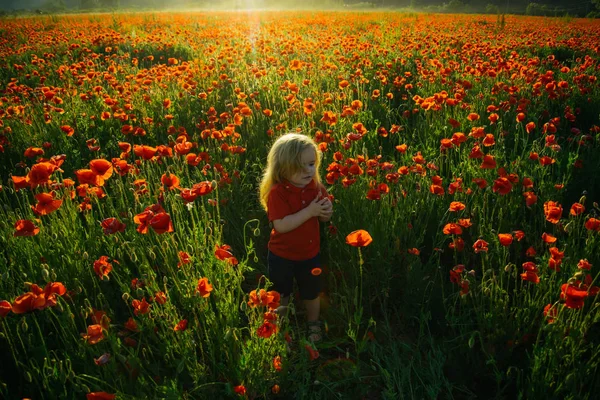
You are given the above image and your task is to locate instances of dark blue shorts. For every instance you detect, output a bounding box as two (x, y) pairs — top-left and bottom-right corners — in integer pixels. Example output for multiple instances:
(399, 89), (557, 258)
(268, 251), (322, 301)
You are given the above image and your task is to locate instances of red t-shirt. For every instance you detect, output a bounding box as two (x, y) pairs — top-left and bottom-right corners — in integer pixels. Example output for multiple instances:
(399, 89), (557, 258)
(267, 179), (328, 261)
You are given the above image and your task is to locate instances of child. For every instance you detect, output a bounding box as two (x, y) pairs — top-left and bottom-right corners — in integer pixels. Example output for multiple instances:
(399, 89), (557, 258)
(259, 133), (333, 343)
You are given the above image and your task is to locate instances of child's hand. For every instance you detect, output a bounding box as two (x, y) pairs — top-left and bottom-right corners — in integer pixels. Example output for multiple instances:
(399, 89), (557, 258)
(319, 197), (333, 219)
(307, 195), (330, 217)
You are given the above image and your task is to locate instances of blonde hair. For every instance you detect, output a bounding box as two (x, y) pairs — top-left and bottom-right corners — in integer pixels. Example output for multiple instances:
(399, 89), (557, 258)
(259, 133), (321, 210)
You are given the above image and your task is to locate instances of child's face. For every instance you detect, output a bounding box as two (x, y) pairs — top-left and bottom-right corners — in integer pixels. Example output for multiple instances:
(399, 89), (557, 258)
(288, 147), (316, 188)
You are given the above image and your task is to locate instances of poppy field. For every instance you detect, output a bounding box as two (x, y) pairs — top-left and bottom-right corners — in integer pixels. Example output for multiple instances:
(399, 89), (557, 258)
(1, 10), (600, 399)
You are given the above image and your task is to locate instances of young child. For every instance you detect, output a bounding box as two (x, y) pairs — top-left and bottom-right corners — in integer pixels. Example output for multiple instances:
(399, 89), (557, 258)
(259, 133), (333, 343)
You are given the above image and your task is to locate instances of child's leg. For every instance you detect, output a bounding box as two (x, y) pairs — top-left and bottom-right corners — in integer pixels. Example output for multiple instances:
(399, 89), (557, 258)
(304, 297), (320, 322)
(274, 296), (290, 316)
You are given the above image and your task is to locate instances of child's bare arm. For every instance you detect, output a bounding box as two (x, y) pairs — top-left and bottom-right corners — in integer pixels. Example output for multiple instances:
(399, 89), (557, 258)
(273, 196), (328, 233)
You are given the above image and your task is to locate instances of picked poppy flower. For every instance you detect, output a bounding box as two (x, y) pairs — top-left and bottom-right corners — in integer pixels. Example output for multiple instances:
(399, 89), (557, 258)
(14, 219), (40, 237)
(101, 217), (126, 235)
(196, 277), (213, 298)
(345, 230), (373, 247)
(407, 248), (420, 255)
(94, 353), (111, 366)
(174, 319), (188, 332)
(81, 324), (105, 345)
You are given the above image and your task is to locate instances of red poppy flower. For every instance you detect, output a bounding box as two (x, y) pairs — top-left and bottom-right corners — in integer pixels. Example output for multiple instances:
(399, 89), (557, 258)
(196, 277), (213, 298)
(480, 155), (496, 169)
(543, 304), (558, 324)
(31, 192), (62, 216)
(449, 201), (465, 212)
(560, 283), (588, 309)
(498, 233), (513, 246)
(247, 289), (280, 309)
(0, 300), (11, 318)
(585, 218), (600, 231)
(345, 230), (373, 247)
(544, 201), (563, 224)
(521, 271), (540, 284)
(526, 246), (537, 257)
(257, 321), (278, 338)
(148, 212), (174, 234)
(132, 298), (151, 315)
(124, 317), (138, 332)
(523, 191), (538, 207)
(578, 259), (592, 270)
(14, 219), (40, 237)
(514, 230), (525, 241)
(233, 385), (247, 396)
(568, 202), (585, 216)
(154, 291), (167, 305)
(81, 324), (105, 345)
(273, 355), (282, 371)
(161, 173), (180, 190)
(304, 344), (320, 361)
(442, 223), (463, 235)
(87, 392), (116, 400)
(89, 159), (113, 180)
(473, 239), (489, 253)
(492, 177), (512, 195)
(101, 218), (125, 235)
(174, 319), (188, 331)
(93, 256), (113, 280)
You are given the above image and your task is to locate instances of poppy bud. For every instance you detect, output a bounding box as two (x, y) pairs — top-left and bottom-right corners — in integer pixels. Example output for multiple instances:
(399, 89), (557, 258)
(25, 372), (32, 383)
(206, 227), (212, 236)
(579, 195), (586, 205)
(504, 264), (513, 273)
(211, 180), (218, 189)
(21, 319), (29, 332)
(254, 256), (258, 263)
(163, 276), (168, 284)
(122, 292), (130, 302)
(162, 240), (169, 252)
(136, 288), (144, 298)
(149, 249), (156, 260)
(83, 251), (89, 260)
(253, 228), (260, 237)
(41, 268), (50, 281)
(574, 271), (584, 279)
(50, 269), (57, 281)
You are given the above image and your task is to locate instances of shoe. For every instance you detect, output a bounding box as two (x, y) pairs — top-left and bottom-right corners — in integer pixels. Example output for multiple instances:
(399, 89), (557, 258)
(307, 320), (323, 344)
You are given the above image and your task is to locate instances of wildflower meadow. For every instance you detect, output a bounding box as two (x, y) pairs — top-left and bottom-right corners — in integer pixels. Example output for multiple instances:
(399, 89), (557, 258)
(1, 10), (600, 399)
